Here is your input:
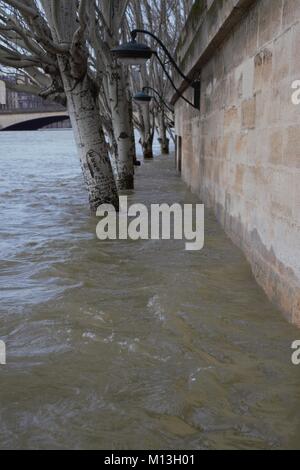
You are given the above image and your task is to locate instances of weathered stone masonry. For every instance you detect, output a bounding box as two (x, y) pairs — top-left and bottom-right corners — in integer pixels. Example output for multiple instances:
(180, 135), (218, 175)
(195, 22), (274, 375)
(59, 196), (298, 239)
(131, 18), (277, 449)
(173, 0), (300, 325)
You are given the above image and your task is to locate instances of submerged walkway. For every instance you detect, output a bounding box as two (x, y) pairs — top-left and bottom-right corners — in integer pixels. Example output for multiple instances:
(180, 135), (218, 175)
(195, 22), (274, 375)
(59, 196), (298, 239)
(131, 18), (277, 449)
(0, 131), (299, 449)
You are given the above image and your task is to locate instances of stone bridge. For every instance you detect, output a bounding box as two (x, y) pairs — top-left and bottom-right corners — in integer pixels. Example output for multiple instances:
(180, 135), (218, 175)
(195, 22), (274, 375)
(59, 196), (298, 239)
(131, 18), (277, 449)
(0, 108), (69, 131)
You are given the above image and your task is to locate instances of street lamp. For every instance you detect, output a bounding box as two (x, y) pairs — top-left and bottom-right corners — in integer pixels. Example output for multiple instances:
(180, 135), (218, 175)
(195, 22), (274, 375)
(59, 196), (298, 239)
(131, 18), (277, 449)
(133, 90), (152, 106)
(133, 86), (174, 114)
(111, 39), (153, 66)
(112, 29), (200, 110)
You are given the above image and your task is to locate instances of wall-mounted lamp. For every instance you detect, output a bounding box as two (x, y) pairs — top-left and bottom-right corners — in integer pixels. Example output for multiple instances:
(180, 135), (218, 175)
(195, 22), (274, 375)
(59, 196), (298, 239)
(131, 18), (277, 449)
(112, 29), (200, 110)
(111, 39), (152, 66)
(133, 86), (174, 114)
(133, 90), (152, 106)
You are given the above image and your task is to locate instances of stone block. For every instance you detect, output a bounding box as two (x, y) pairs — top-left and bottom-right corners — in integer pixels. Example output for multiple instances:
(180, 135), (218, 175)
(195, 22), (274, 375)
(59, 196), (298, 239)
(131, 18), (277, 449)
(284, 126), (300, 168)
(242, 97), (256, 129)
(258, 0), (283, 48)
(269, 129), (283, 165)
(282, 0), (300, 30)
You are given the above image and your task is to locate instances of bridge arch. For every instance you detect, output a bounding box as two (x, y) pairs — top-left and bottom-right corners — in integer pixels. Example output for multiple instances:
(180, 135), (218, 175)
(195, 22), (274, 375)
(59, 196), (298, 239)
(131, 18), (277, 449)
(0, 109), (70, 131)
(3, 115), (70, 131)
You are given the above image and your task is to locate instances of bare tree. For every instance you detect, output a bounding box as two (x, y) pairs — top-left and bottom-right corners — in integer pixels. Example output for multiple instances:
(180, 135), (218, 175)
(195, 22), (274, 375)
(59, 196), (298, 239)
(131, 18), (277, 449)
(126, 0), (189, 157)
(0, 0), (190, 206)
(0, 0), (119, 212)
(90, 0), (136, 190)
(126, 0), (155, 159)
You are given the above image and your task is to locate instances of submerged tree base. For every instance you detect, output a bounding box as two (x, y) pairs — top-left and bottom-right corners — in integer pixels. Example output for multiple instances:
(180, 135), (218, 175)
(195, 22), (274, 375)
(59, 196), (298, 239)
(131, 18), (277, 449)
(118, 174), (134, 191)
(143, 150), (154, 159)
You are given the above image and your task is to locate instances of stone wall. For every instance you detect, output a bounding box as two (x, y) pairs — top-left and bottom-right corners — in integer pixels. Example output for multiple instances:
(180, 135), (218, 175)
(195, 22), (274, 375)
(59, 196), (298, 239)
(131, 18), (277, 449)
(174, 0), (300, 325)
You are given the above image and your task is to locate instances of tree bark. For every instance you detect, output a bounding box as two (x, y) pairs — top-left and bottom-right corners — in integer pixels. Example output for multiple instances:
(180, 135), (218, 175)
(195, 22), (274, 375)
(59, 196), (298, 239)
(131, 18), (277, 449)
(61, 71), (119, 212)
(140, 106), (154, 159)
(107, 63), (134, 190)
(157, 112), (170, 154)
(40, 0), (119, 212)
(128, 97), (139, 166)
(142, 138), (154, 159)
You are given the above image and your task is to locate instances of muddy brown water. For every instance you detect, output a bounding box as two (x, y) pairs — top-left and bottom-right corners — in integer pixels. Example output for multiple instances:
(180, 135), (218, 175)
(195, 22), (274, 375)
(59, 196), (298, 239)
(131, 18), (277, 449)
(0, 131), (299, 449)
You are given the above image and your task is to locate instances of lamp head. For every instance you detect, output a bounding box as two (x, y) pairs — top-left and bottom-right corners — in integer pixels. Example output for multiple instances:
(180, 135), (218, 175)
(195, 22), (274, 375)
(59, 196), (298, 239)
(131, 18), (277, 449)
(111, 39), (153, 66)
(133, 91), (152, 106)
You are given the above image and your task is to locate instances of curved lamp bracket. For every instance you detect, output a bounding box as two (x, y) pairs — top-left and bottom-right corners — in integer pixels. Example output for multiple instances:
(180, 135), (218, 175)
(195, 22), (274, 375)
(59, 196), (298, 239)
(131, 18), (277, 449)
(112, 29), (200, 110)
(142, 86), (174, 113)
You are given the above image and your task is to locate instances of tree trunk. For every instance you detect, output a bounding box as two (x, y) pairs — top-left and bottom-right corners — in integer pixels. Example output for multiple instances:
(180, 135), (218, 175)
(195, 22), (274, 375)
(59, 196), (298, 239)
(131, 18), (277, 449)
(103, 122), (119, 181)
(108, 64), (134, 190)
(142, 138), (154, 159)
(128, 94), (139, 166)
(41, 0), (119, 212)
(140, 106), (154, 159)
(157, 112), (170, 154)
(63, 73), (119, 212)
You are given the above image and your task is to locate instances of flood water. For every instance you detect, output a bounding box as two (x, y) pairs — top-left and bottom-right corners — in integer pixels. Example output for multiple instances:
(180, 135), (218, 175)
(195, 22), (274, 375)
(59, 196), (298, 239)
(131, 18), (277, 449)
(0, 130), (299, 450)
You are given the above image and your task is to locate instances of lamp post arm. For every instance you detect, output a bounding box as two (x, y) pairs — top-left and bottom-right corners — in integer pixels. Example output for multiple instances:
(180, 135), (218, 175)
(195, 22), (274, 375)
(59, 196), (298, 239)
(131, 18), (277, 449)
(131, 29), (192, 86)
(154, 52), (197, 109)
(142, 86), (174, 113)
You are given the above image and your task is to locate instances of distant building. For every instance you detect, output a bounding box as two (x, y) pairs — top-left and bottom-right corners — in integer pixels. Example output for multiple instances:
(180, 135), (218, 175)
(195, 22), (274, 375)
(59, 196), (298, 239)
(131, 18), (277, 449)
(0, 74), (63, 111)
(0, 74), (71, 129)
(0, 80), (6, 106)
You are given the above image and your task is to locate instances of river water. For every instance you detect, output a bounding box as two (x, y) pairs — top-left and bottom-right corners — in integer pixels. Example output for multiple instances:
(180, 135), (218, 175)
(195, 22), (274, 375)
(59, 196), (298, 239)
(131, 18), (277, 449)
(0, 130), (299, 450)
